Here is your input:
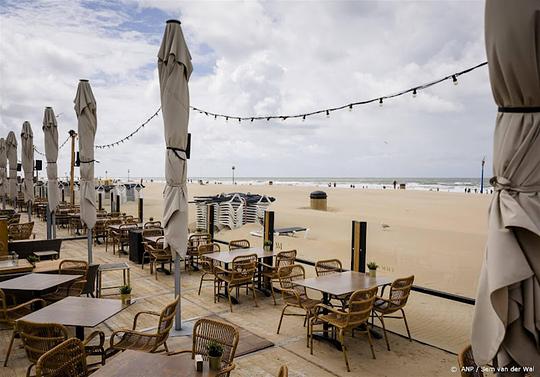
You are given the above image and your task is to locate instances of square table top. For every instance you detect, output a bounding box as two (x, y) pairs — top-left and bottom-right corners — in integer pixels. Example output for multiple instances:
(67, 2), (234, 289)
(0, 273), (82, 291)
(91, 350), (217, 377)
(295, 271), (391, 297)
(20, 297), (129, 328)
(205, 247), (275, 264)
(108, 223), (142, 231)
(143, 235), (165, 244)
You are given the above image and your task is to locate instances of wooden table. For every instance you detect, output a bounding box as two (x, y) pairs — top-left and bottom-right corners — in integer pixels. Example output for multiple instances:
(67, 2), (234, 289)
(91, 350), (217, 377)
(205, 248), (276, 302)
(20, 296), (130, 340)
(0, 273), (81, 292)
(295, 271), (391, 347)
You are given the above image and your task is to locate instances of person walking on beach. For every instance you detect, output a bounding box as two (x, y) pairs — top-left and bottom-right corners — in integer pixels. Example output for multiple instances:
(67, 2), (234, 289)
(393, 180), (397, 189)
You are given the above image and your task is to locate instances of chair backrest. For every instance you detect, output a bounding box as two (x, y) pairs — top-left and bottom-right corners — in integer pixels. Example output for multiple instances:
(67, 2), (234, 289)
(228, 239), (250, 251)
(16, 320), (69, 364)
(346, 287), (378, 327)
(35, 338), (88, 377)
(315, 259), (342, 276)
(277, 264), (307, 301)
(458, 345), (484, 377)
(188, 233), (211, 253)
(144, 221), (162, 229)
(231, 254), (257, 275)
(198, 243), (220, 255)
(277, 365), (288, 377)
(8, 213), (20, 225)
(8, 221), (34, 240)
(59, 260), (88, 279)
(154, 296), (180, 349)
(142, 228), (164, 238)
(81, 264), (99, 296)
(0, 289), (10, 323)
(388, 275), (415, 309)
(191, 318), (240, 366)
(276, 250), (297, 269)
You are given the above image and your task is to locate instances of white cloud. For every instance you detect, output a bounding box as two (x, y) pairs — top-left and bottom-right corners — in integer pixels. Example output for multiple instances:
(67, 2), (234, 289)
(0, 0), (492, 179)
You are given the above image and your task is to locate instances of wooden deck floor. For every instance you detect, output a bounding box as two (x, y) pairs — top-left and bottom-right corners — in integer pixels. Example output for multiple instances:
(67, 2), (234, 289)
(1, 217), (461, 377)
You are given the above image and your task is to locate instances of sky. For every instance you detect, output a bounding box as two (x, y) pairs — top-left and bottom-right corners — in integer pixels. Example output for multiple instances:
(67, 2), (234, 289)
(0, 0), (493, 179)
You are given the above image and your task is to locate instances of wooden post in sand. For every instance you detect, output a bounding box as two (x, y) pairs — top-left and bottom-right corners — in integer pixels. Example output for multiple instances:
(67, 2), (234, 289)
(206, 204), (215, 241)
(351, 221), (367, 272)
(263, 210), (274, 251)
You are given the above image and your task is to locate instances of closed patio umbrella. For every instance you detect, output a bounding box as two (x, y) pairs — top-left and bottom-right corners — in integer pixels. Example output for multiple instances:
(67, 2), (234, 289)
(74, 79), (97, 263)
(0, 138), (6, 209)
(6, 131), (17, 208)
(158, 19), (192, 332)
(472, 0), (540, 370)
(21, 121), (34, 220)
(43, 107), (60, 238)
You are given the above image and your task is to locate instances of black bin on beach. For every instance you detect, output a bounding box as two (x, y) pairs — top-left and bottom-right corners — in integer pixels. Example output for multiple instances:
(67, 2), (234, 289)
(310, 191), (327, 211)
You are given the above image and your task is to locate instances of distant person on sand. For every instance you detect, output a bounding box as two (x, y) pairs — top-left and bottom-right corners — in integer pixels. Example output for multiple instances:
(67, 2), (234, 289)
(393, 180), (397, 189)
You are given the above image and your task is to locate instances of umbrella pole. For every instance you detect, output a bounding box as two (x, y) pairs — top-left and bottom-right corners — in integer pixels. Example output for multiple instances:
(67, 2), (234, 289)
(52, 211), (56, 239)
(46, 204), (51, 240)
(2, 194), (5, 210)
(87, 229), (93, 264)
(170, 253), (193, 337)
(27, 202), (31, 222)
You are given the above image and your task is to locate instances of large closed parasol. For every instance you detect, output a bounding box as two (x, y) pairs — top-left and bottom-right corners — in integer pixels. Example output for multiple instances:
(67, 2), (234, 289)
(21, 121), (34, 220)
(6, 131), (18, 206)
(74, 80), (97, 263)
(43, 107), (60, 238)
(472, 0), (540, 370)
(0, 138), (6, 208)
(158, 19), (192, 332)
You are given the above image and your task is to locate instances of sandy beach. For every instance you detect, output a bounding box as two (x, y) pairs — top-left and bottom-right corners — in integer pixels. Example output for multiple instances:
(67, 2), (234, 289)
(120, 181), (490, 298)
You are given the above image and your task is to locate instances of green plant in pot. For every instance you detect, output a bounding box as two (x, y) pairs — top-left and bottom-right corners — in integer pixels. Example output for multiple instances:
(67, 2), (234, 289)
(207, 341), (223, 371)
(119, 285), (132, 305)
(367, 262), (378, 278)
(263, 240), (272, 251)
(26, 255), (39, 267)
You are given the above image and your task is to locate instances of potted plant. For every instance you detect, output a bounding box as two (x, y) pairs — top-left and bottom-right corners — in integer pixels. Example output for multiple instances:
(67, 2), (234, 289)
(207, 341), (223, 371)
(263, 240), (272, 251)
(26, 255), (38, 267)
(367, 262), (378, 278)
(119, 285), (132, 305)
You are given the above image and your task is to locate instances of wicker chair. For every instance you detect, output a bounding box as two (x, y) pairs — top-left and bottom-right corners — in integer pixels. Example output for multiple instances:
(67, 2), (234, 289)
(104, 218), (123, 252)
(315, 259), (349, 308)
(371, 275), (415, 351)
(186, 233), (211, 270)
(260, 250), (297, 305)
(92, 219), (107, 245)
(276, 265), (321, 337)
(17, 320), (105, 376)
(113, 223), (138, 256)
(8, 213), (20, 225)
(215, 254), (258, 312)
(41, 260), (89, 303)
(141, 229), (165, 268)
(310, 287), (378, 372)
(197, 243), (221, 296)
(35, 338), (90, 377)
(228, 239), (250, 250)
(277, 364), (288, 377)
(108, 296), (179, 355)
(458, 344), (484, 377)
(168, 318), (239, 377)
(8, 222), (35, 240)
(143, 238), (173, 280)
(1, 289), (46, 367)
(144, 220), (162, 229)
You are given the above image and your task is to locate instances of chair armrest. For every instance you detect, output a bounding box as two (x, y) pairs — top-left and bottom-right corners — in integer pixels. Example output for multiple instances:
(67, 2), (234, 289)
(213, 265), (229, 275)
(280, 287), (301, 305)
(258, 261), (274, 270)
(313, 303), (343, 317)
(7, 298), (46, 313)
(133, 310), (161, 330)
(217, 363), (236, 377)
(109, 329), (159, 348)
(83, 330), (105, 347)
(166, 349), (192, 356)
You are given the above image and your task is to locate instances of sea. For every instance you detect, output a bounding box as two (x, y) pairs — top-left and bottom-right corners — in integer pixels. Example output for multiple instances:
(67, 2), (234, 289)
(137, 177), (493, 193)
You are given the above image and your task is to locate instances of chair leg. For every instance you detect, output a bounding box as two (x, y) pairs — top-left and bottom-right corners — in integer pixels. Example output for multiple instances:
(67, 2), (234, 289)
(338, 329), (350, 372)
(227, 286), (233, 313)
(378, 314), (390, 351)
(309, 318), (314, 354)
(26, 363), (35, 377)
(269, 280), (277, 305)
(401, 309), (412, 341)
(366, 324), (376, 359)
(306, 312), (310, 347)
(164, 342), (169, 353)
(277, 305), (288, 334)
(251, 281), (258, 307)
(198, 273), (206, 295)
(4, 330), (16, 367)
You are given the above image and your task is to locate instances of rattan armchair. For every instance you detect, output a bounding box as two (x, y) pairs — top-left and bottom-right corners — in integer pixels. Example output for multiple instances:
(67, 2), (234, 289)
(143, 238), (173, 280)
(315, 259), (349, 308)
(458, 344), (484, 377)
(17, 320), (105, 376)
(113, 223), (138, 256)
(197, 243), (220, 296)
(41, 260), (88, 303)
(310, 287), (378, 372)
(8, 221), (35, 240)
(108, 296), (179, 355)
(276, 265), (321, 336)
(93, 219), (107, 245)
(260, 250), (297, 305)
(1, 289), (46, 367)
(215, 254), (258, 312)
(371, 275), (414, 351)
(35, 338), (90, 377)
(167, 318), (239, 377)
(104, 218), (122, 252)
(186, 233), (211, 270)
(144, 220), (162, 229)
(228, 239), (250, 250)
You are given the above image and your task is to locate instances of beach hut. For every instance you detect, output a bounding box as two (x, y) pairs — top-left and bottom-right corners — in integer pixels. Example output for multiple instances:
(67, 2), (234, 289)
(74, 79), (97, 263)
(43, 107), (60, 238)
(472, 0), (540, 369)
(158, 19), (193, 333)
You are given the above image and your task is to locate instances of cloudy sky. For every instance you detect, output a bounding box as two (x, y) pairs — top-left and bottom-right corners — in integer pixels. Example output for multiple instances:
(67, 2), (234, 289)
(0, 0), (493, 179)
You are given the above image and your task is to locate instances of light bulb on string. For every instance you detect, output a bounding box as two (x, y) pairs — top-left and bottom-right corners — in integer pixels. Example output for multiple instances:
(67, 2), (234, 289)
(412, 89), (417, 98)
(348, 104), (353, 112)
(452, 75), (458, 85)
(225, 117), (229, 123)
(379, 98), (383, 107)
(326, 110), (330, 118)
(302, 115), (306, 122)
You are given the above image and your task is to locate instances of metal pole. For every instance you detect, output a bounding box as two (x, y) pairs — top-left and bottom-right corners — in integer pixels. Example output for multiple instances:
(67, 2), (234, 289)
(87, 229), (93, 264)
(116, 195), (120, 213)
(98, 192), (102, 211)
(138, 198), (143, 223)
(27, 202), (31, 222)
(52, 211), (56, 239)
(169, 253), (192, 336)
(110, 191), (114, 212)
(46, 204), (51, 240)
(480, 157), (486, 194)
